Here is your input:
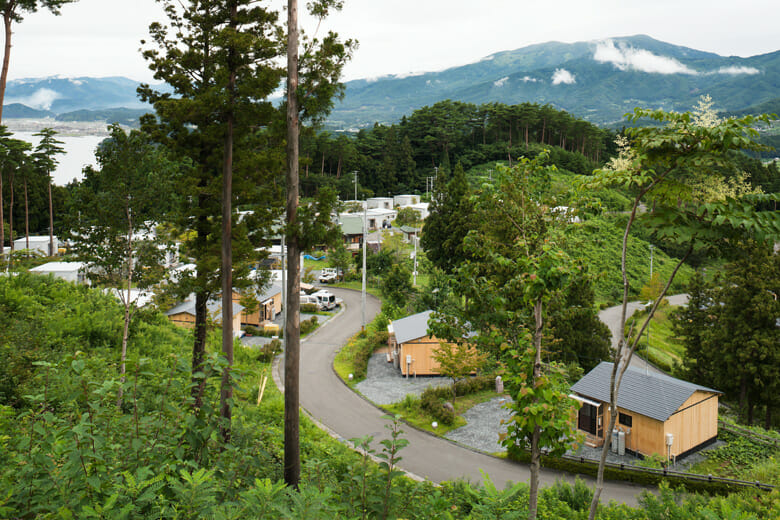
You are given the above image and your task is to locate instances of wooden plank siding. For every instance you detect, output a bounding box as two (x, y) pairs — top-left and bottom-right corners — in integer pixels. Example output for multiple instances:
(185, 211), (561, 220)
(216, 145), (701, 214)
(592, 391), (719, 458)
(399, 338), (443, 376)
(664, 391), (719, 458)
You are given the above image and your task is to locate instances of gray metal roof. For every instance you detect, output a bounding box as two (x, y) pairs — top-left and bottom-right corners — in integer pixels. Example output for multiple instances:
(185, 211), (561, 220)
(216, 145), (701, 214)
(570, 362), (720, 422)
(166, 299), (243, 317)
(392, 310), (434, 345)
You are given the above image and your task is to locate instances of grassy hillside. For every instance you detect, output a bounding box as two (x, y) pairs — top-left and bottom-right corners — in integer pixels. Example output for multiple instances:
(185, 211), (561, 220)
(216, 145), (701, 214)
(564, 215), (693, 305)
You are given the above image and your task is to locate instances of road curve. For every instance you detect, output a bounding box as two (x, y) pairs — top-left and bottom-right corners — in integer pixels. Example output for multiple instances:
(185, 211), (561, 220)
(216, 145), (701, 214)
(274, 287), (647, 505)
(598, 294), (689, 374)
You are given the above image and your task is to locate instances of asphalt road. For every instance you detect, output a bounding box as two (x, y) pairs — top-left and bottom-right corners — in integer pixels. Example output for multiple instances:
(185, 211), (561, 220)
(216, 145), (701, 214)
(275, 287), (648, 505)
(598, 294), (689, 374)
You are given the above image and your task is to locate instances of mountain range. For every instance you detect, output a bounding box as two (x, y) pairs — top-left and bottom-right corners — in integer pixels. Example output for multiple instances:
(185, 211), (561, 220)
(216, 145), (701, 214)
(3, 35), (778, 130)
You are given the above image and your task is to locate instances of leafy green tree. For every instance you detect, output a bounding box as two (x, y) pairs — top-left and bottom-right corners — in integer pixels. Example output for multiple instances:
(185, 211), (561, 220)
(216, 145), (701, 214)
(68, 125), (180, 408)
(0, 1), (78, 122)
(380, 263), (415, 313)
(671, 270), (713, 383)
(420, 162), (474, 274)
(435, 153), (580, 520)
(0, 134), (31, 262)
(547, 267), (611, 372)
(139, 0), (288, 427)
(329, 240), (351, 281)
(32, 128), (64, 257)
(685, 241), (779, 427)
(394, 207), (420, 228)
(584, 100), (780, 519)
(432, 337), (488, 401)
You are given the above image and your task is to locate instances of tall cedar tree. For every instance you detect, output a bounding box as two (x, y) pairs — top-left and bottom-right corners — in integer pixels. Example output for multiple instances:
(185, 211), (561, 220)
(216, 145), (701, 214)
(420, 162), (474, 274)
(32, 128), (64, 257)
(1, 136), (31, 263)
(141, 0), (352, 451)
(139, 1), (286, 434)
(284, 0), (354, 489)
(585, 103), (780, 519)
(0, 1), (78, 123)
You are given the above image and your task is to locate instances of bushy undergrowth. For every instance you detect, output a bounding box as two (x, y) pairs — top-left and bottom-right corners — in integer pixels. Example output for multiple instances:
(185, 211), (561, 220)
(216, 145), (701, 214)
(2, 275), (779, 518)
(334, 312), (390, 382)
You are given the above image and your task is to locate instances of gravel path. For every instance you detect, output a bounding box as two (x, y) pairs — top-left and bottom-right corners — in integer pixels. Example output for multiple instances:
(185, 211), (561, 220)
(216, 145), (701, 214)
(355, 353), (451, 405)
(445, 397), (512, 453)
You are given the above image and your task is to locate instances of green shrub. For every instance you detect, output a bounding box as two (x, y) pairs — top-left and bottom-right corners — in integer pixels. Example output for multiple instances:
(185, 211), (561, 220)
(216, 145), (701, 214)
(256, 339), (282, 363)
(245, 325), (261, 336)
(301, 315), (319, 335)
(301, 302), (320, 313)
(420, 386), (455, 425)
(454, 374), (494, 396)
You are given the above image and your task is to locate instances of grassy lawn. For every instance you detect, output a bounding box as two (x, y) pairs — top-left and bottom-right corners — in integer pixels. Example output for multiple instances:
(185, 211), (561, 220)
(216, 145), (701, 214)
(330, 280), (383, 298)
(383, 389), (500, 436)
(627, 304), (686, 372)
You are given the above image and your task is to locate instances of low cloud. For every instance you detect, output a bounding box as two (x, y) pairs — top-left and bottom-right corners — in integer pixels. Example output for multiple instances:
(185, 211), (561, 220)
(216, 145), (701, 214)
(713, 66), (760, 75)
(7, 88), (61, 110)
(551, 68), (576, 85)
(594, 40), (697, 75)
(520, 76), (539, 83)
(493, 76), (509, 87)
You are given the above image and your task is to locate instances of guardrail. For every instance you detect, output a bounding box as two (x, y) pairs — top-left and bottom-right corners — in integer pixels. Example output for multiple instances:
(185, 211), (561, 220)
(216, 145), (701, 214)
(718, 420), (780, 448)
(558, 453), (775, 492)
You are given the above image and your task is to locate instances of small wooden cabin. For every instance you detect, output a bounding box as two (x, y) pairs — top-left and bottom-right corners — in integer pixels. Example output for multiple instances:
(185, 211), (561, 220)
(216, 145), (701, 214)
(165, 299), (243, 337)
(387, 310), (473, 377)
(230, 284), (282, 328)
(570, 362), (720, 460)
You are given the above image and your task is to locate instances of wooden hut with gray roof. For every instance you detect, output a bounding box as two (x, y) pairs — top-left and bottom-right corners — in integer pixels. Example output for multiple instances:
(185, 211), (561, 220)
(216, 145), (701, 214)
(570, 362), (721, 461)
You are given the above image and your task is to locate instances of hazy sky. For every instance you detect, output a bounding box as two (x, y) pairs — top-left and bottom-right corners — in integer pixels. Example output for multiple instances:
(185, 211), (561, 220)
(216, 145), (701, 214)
(9, 0), (779, 83)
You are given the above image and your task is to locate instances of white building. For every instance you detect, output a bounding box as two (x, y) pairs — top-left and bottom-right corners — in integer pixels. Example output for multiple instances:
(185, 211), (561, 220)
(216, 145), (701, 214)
(29, 261), (88, 285)
(13, 235), (59, 256)
(393, 194), (421, 207)
(366, 197), (394, 210)
(407, 202), (430, 220)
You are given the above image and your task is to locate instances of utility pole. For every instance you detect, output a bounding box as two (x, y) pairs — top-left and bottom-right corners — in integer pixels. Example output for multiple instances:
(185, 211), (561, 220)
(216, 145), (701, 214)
(353, 170), (358, 202)
(362, 203), (367, 330)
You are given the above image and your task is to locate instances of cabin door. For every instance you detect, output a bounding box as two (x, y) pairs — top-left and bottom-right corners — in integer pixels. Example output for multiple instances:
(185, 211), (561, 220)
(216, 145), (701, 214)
(578, 403), (598, 435)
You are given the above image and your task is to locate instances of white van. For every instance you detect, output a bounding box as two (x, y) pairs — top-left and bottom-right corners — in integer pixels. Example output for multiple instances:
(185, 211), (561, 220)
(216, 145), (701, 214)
(312, 290), (336, 311)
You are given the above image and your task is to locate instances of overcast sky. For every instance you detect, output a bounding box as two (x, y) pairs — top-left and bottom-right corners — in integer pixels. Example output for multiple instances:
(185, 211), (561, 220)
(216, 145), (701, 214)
(9, 0), (779, 83)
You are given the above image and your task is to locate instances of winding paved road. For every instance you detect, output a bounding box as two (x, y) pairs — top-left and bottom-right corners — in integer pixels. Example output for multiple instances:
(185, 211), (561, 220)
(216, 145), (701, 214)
(274, 287), (647, 505)
(598, 294), (689, 374)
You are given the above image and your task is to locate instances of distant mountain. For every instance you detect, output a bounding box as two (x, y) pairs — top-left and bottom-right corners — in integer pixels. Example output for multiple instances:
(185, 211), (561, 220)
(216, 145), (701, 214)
(329, 35), (780, 129)
(3, 103), (54, 119)
(55, 108), (151, 127)
(3, 36), (778, 131)
(5, 76), (149, 114)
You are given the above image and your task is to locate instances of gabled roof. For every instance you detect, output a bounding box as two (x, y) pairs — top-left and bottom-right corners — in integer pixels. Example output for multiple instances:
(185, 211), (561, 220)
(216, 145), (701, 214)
(165, 299), (243, 317)
(571, 362), (720, 422)
(340, 215), (364, 235)
(399, 226), (420, 234)
(392, 310), (434, 345)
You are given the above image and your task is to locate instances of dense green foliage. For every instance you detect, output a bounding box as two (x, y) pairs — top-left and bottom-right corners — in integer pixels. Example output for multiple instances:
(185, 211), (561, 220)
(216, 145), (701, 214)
(673, 240), (780, 427)
(300, 100), (612, 198)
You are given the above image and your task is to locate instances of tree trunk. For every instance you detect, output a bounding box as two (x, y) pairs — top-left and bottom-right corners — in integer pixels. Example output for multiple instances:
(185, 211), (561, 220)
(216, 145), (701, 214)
(48, 174), (53, 256)
(8, 168), (13, 256)
(284, 0), (302, 489)
(528, 298), (544, 520)
(0, 10), (13, 124)
(24, 178), (28, 252)
(0, 168), (4, 259)
(219, 1), (237, 445)
(117, 204), (133, 409)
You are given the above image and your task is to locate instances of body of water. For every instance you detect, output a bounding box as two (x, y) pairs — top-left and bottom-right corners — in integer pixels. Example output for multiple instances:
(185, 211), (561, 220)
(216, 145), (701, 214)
(12, 131), (104, 186)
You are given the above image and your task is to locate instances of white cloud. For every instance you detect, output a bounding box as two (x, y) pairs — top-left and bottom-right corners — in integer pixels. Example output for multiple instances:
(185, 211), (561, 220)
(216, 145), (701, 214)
(520, 76), (539, 83)
(493, 76), (509, 87)
(393, 71), (424, 79)
(594, 40), (698, 75)
(713, 65), (760, 75)
(551, 68), (576, 85)
(7, 88), (61, 110)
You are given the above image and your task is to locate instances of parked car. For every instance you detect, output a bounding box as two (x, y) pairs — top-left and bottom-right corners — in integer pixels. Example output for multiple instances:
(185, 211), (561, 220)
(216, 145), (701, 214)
(312, 290), (336, 311)
(318, 267), (338, 283)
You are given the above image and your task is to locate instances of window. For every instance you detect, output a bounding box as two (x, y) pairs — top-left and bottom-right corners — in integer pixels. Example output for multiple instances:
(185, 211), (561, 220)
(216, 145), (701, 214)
(619, 412), (632, 427)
